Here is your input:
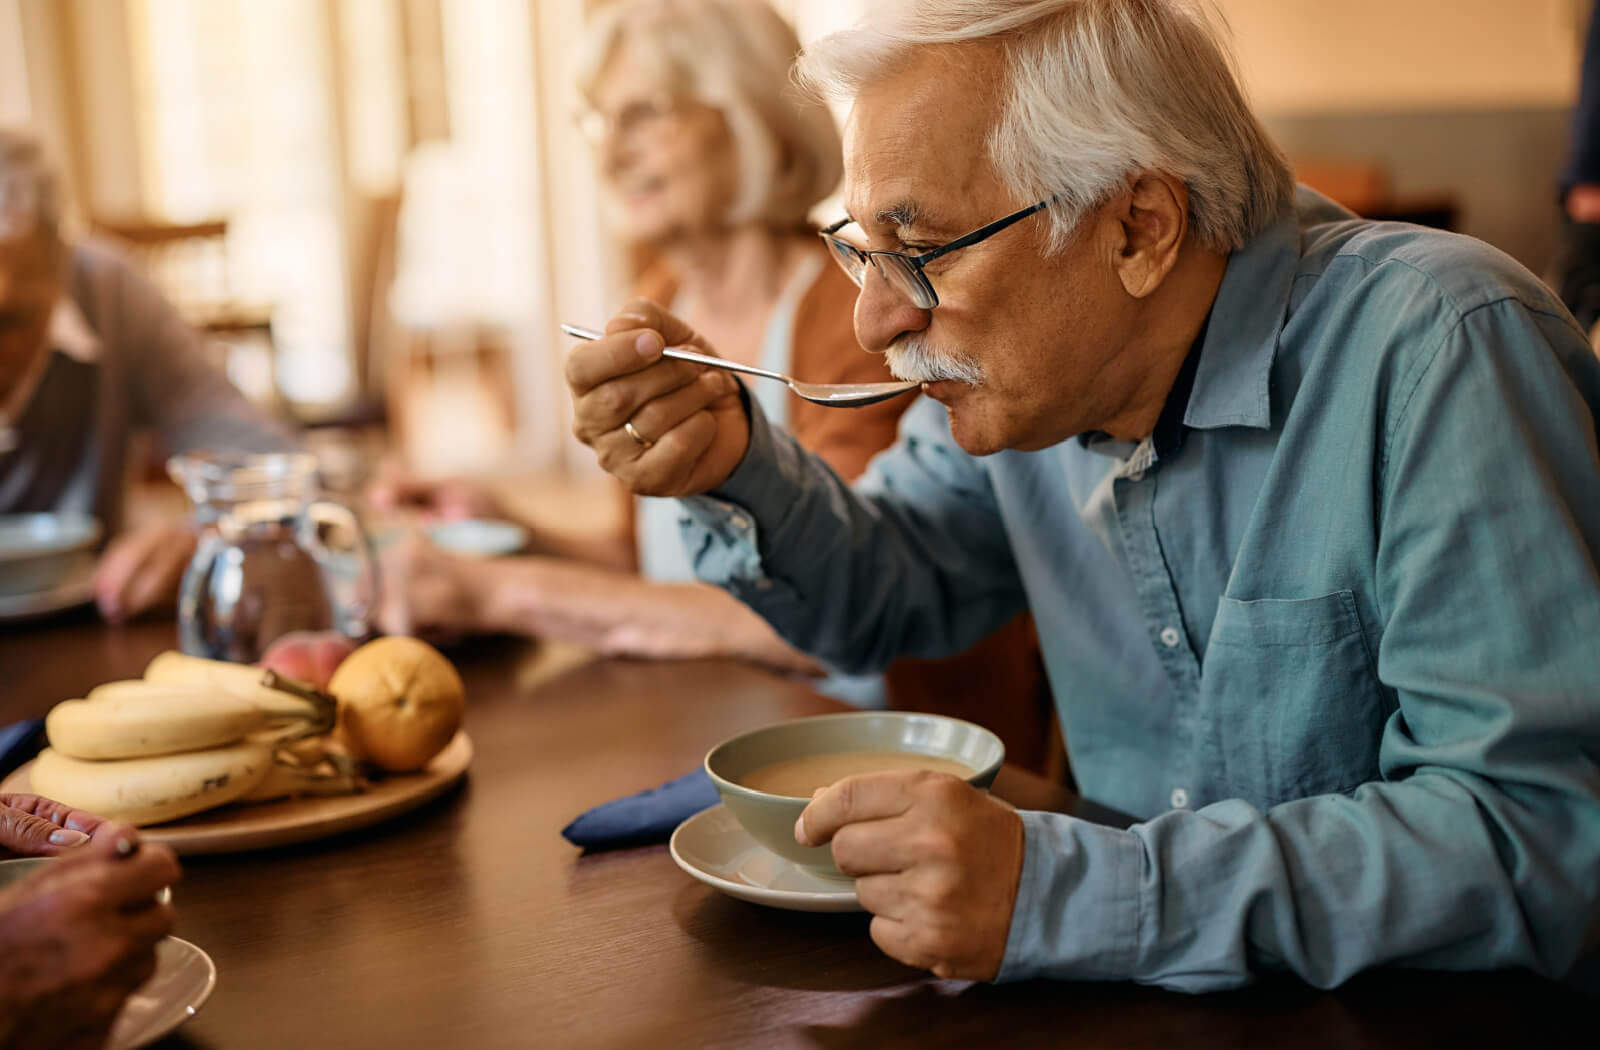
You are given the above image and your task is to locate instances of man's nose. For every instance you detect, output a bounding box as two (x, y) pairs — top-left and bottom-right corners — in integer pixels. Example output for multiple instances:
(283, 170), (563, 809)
(853, 266), (930, 355)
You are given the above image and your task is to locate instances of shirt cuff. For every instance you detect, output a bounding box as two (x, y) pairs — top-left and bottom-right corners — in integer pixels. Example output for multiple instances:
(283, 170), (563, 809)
(678, 391), (798, 588)
(996, 811), (1145, 983)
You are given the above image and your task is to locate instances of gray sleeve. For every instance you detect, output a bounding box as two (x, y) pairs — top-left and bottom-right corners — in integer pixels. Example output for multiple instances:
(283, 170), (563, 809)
(107, 251), (295, 455)
(680, 393), (1027, 672)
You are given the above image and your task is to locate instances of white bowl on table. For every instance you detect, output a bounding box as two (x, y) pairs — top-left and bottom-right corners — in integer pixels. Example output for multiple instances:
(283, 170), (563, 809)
(425, 518), (529, 557)
(0, 512), (102, 598)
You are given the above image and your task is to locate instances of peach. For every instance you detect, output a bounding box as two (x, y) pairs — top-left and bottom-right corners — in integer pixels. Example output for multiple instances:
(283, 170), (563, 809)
(258, 631), (360, 693)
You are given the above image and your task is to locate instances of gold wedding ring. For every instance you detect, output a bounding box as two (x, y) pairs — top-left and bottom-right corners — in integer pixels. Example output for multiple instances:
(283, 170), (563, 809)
(624, 420), (655, 450)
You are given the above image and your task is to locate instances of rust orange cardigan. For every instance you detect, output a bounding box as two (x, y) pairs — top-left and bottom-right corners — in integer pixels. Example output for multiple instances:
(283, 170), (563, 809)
(626, 248), (1060, 777)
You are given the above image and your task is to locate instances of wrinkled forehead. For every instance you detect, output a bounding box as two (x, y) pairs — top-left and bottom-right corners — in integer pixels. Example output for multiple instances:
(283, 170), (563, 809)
(840, 45), (1011, 235)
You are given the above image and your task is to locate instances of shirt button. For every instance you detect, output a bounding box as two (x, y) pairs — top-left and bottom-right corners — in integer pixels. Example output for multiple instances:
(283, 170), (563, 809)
(1127, 469), (1146, 483)
(753, 578), (772, 591)
(1170, 788), (1190, 809)
(1159, 626), (1181, 648)
(730, 513), (751, 531)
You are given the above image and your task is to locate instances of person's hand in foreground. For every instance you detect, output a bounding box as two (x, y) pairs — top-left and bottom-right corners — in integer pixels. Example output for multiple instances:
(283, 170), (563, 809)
(565, 299), (747, 498)
(93, 519), (196, 624)
(0, 803), (180, 1050)
(797, 772), (1025, 981)
(1, 793), (132, 858)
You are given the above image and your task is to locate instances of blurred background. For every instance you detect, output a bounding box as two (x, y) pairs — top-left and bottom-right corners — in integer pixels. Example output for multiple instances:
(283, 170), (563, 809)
(1, 0), (1590, 484)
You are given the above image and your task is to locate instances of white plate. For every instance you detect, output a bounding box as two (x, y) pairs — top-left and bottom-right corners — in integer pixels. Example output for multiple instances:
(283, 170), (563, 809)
(669, 803), (862, 913)
(108, 936), (217, 1050)
(0, 570), (96, 622)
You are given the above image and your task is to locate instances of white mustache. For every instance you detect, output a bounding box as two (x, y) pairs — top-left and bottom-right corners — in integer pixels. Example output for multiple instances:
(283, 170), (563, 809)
(885, 336), (985, 386)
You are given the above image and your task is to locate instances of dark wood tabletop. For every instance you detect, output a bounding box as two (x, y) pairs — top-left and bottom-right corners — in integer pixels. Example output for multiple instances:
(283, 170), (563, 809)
(1, 612), (1593, 1049)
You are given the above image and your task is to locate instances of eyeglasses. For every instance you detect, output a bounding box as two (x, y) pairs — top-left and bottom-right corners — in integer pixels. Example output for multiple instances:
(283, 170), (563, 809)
(819, 198), (1053, 309)
(575, 92), (681, 146)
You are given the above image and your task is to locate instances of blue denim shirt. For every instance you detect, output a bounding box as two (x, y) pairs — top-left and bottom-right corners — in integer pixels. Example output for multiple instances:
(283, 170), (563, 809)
(679, 189), (1600, 992)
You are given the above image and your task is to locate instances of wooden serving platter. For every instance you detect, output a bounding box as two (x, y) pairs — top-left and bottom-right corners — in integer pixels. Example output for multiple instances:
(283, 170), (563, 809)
(0, 731), (473, 855)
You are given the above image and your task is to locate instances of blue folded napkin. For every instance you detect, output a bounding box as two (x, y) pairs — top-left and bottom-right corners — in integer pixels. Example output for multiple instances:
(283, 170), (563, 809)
(562, 768), (720, 850)
(0, 718), (45, 781)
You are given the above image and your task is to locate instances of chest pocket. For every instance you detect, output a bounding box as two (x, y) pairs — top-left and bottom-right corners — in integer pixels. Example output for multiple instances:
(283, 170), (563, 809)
(1199, 589), (1388, 809)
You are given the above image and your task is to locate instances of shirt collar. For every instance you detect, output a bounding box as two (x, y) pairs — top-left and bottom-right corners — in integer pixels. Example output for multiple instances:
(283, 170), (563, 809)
(1181, 199), (1302, 432)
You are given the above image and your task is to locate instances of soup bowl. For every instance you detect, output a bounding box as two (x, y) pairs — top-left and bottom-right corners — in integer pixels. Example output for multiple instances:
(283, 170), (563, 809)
(704, 711), (1005, 878)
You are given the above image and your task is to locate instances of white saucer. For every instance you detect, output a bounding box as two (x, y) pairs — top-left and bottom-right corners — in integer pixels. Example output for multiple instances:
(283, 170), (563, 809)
(108, 936), (217, 1050)
(0, 571), (96, 622)
(669, 803), (862, 913)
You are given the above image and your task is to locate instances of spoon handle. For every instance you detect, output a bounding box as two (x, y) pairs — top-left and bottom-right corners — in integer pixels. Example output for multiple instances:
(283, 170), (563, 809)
(559, 323), (790, 386)
(660, 346), (787, 384)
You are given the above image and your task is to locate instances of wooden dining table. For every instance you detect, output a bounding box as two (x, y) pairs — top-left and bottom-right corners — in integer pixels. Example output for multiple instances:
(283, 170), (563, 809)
(1, 611), (1593, 1049)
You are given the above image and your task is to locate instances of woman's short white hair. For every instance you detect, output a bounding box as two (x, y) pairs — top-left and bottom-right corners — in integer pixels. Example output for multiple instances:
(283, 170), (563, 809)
(796, 0), (1294, 253)
(577, 0), (843, 231)
(0, 127), (61, 244)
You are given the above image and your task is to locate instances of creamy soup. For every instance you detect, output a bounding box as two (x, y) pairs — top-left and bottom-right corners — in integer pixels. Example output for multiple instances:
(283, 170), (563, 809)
(738, 751), (974, 797)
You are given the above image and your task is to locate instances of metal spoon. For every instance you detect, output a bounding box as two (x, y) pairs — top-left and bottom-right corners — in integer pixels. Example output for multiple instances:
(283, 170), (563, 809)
(560, 323), (919, 408)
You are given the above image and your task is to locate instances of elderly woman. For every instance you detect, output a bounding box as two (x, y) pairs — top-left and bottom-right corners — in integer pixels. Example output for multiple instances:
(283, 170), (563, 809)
(376, 0), (1049, 739)
(375, 0), (905, 691)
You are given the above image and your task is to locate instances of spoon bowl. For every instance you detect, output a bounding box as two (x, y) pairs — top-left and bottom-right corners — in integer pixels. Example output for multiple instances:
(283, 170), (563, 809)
(561, 323), (919, 408)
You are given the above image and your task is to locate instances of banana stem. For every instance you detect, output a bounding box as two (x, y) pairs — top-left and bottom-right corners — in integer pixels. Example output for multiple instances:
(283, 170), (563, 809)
(253, 671), (338, 735)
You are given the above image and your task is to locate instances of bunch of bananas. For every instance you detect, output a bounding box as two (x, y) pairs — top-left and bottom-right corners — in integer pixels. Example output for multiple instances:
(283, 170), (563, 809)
(34, 652), (363, 826)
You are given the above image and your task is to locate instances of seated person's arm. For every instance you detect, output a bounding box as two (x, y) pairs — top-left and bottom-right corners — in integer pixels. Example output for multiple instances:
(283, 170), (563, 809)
(116, 253), (292, 456)
(92, 251), (294, 621)
(376, 533), (821, 675)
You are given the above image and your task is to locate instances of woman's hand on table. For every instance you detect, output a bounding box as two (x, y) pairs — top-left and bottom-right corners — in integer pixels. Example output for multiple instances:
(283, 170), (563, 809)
(377, 533), (489, 640)
(93, 518), (196, 624)
(797, 772), (1025, 981)
(0, 809), (180, 1050)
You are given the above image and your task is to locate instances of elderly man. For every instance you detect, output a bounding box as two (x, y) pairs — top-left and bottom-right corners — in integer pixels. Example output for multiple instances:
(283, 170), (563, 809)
(0, 129), (291, 621)
(563, 0), (1600, 992)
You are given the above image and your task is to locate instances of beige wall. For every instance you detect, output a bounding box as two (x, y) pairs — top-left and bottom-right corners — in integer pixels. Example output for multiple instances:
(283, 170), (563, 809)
(777, 0), (1590, 114)
(0, 0), (31, 125)
(65, 0), (144, 220)
(1222, 0), (1587, 114)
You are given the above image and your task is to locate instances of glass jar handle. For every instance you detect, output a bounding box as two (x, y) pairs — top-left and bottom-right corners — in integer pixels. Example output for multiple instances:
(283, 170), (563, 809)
(301, 500), (380, 640)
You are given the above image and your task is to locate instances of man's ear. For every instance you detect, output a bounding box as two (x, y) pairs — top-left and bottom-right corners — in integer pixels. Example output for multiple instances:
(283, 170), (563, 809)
(1111, 173), (1189, 299)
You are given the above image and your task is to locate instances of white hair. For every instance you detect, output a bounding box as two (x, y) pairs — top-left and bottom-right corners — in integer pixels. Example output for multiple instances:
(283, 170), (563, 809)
(796, 0), (1294, 253)
(577, 0), (843, 231)
(0, 127), (61, 243)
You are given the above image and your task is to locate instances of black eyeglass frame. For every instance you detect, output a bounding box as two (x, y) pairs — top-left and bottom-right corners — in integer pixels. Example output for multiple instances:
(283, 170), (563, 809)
(819, 197), (1053, 309)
